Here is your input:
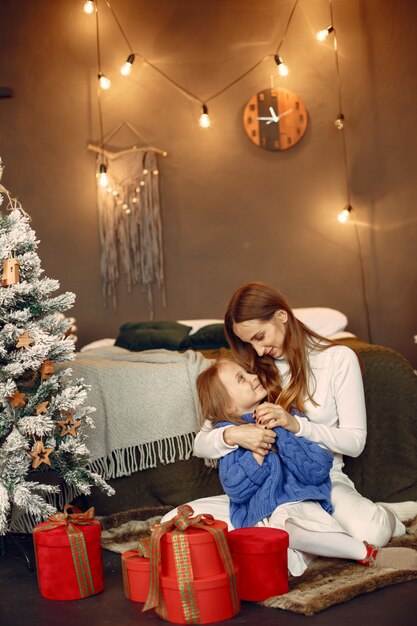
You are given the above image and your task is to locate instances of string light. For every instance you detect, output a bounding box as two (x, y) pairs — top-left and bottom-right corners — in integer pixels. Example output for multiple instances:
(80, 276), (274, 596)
(97, 162), (109, 187)
(92, 0), (300, 126)
(121, 53), (135, 76)
(337, 205), (351, 224)
(316, 26), (334, 41)
(95, 5), (111, 90)
(98, 72), (111, 90)
(199, 104), (211, 128)
(83, 0), (94, 14)
(323, 0), (372, 343)
(87, 0), (373, 342)
(274, 55), (289, 76)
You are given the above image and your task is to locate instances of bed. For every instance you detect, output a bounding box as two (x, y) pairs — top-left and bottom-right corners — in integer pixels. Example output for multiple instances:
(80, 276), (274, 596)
(72, 309), (417, 516)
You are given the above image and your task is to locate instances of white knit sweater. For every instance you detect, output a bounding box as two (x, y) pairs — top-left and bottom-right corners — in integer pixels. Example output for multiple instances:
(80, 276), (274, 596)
(193, 344), (367, 473)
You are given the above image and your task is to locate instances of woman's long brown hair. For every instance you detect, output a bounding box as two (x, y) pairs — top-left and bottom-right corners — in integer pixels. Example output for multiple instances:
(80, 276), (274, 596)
(224, 281), (335, 412)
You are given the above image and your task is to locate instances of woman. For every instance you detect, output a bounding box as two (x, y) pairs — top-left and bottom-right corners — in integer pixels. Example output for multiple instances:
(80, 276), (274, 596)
(190, 281), (415, 545)
(190, 356), (417, 574)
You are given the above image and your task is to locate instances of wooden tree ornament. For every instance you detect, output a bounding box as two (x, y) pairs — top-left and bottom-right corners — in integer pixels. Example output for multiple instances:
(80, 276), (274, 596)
(57, 411), (81, 438)
(29, 441), (53, 469)
(40, 360), (54, 381)
(9, 390), (27, 409)
(16, 331), (35, 350)
(1, 258), (20, 287)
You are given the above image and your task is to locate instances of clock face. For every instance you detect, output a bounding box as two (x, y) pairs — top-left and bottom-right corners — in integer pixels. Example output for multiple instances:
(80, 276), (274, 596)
(243, 88), (308, 151)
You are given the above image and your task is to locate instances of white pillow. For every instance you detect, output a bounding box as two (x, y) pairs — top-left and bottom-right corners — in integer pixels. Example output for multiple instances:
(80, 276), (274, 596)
(81, 309), (348, 351)
(293, 308), (348, 337)
(80, 338), (116, 352)
(177, 319), (224, 336)
(179, 310), (347, 338)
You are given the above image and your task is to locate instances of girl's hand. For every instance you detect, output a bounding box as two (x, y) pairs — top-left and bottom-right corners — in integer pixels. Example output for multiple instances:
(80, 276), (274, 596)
(223, 423), (276, 456)
(252, 451), (265, 465)
(254, 403), (300, 434)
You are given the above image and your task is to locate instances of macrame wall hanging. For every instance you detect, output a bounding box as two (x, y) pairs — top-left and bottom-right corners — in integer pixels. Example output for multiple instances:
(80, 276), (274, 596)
(88, 122), (168, 318)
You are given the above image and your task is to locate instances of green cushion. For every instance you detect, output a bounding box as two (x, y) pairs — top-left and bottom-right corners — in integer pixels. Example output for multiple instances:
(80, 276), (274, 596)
(115, 321), (191, 351)
(186, 323), (229, 350)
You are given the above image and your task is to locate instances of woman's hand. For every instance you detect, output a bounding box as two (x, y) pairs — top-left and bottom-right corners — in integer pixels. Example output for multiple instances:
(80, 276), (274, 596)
(254, 403), (300, 434)
(223, 423), (276, 456)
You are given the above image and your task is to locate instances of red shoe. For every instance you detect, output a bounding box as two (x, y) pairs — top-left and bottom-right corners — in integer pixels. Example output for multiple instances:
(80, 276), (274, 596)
(358, 542), (379, 566)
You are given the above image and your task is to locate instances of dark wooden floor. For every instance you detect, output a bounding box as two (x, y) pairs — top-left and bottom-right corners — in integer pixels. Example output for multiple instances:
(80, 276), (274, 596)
(0, 534), (416, 626)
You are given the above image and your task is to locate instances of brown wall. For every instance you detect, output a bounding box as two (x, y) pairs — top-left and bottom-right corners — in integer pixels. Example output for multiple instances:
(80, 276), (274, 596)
(0, 0), (416, 365)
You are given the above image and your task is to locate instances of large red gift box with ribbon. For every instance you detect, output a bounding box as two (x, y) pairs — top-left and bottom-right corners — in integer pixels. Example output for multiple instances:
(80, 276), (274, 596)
(142, 504), (240, 624)
(33, 506), (104, 601)
(228, 527), (289, 601)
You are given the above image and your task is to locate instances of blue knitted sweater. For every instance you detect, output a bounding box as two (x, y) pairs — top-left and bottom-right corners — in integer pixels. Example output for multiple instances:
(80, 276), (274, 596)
(217, 411), (334, 528)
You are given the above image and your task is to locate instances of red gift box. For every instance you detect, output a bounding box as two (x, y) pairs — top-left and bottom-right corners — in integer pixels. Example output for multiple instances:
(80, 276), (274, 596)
(143, 505), (240, 624)
(33, 506), (104, 601)
(227, 527), (289, 601)
(158, 567), (240, 625)
(161, 519), (228, 579)
(122, 539), (151, 603)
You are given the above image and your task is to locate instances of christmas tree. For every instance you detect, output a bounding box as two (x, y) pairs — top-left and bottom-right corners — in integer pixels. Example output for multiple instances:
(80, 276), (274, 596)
(0, 159), (114, 534)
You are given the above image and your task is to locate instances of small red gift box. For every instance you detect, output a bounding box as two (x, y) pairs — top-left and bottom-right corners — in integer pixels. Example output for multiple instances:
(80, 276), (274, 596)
(227, 527), (289, 601)
(161, 519), (228, 579)
(33, 506), (104, 601)
(122, 539), (151, 603)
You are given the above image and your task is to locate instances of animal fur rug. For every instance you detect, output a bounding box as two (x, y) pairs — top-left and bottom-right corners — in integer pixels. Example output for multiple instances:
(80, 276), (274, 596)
(99, 507), (417, 616)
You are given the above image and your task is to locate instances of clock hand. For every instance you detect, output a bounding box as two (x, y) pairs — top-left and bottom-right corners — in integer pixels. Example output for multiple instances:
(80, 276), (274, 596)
(268, 106), (278, 122)
(275, 107), (293, 122)
(257, 107), (293, 124)
(256, 116), (276, 123)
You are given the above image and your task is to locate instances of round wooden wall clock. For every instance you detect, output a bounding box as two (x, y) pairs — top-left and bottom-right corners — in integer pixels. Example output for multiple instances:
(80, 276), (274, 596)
(243, 88), (308, 151)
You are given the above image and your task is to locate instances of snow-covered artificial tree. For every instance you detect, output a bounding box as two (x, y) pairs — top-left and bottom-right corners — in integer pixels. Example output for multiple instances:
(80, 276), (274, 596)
(0, 160), (114, 534)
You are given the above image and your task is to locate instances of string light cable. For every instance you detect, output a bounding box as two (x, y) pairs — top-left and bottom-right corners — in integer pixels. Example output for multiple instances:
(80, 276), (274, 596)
(326, 0), (372, 343)
(96, 0), (300, 118)
(94, 0), (109, 186)
(88, 0), (371, 338)
(273, 0), (299, 75)
(95, 0), (111, 90)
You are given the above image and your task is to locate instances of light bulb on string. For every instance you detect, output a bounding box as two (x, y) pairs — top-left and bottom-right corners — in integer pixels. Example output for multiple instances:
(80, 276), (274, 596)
(199, 104), (211, 128)
(121, 54), (135, 76)
(274, 55), (289, 77)
(98, 72), (111, 90)
(337, 205), (352, 224)
(334, 114), (345, 130)
(316, 26), (334, 41)
(83, 1), (94, 14)
(97, 163), (109, 188)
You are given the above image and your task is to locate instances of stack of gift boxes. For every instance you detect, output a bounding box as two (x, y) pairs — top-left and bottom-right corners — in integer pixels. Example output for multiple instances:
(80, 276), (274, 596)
(33, 504), (289, 624)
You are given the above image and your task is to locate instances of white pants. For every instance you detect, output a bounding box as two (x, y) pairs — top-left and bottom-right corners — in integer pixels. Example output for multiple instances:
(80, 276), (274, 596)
(161, 469), (405, 547)
(329, 469), (405, 545)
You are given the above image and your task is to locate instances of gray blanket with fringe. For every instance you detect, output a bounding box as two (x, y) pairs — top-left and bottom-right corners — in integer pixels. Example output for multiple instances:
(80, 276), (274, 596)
(69, 346), (210, 479)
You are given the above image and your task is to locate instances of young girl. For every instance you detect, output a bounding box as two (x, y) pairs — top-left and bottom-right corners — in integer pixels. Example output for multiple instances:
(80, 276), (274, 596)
(186, 357), (417, 576)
